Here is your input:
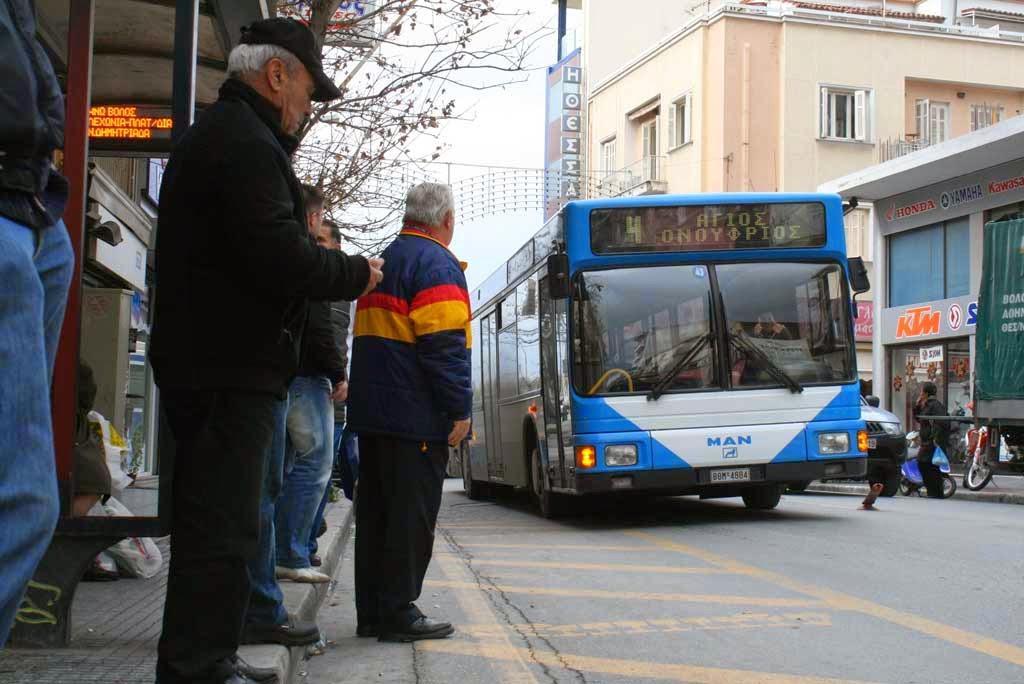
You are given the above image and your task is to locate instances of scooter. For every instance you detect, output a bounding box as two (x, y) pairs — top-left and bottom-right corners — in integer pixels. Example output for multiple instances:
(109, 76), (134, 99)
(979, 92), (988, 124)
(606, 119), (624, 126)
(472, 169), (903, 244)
(900, 431), (957, 499)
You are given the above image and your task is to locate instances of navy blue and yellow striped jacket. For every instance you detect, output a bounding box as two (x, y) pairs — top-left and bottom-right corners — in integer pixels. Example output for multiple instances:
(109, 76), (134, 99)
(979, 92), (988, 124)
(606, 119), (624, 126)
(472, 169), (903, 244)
(347, 225), (473, 442)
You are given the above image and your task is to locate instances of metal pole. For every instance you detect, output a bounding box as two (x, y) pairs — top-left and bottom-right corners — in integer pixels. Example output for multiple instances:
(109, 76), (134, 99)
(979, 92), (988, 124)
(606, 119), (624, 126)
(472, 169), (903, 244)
(557, 0), (567, 61)
(171, 0), (200, 142)
(52, 0), (95, 506)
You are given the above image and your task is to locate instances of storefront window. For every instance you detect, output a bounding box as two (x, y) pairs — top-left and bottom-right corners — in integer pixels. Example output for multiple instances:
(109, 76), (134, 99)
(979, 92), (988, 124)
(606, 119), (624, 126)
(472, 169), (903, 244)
(888, 220), (970, 307)
(889, 339), (971, 454)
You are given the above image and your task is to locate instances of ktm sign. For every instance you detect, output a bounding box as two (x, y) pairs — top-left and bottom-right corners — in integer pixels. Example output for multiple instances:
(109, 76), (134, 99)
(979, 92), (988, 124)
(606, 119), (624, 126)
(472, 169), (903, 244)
(895, 305), (941, 339)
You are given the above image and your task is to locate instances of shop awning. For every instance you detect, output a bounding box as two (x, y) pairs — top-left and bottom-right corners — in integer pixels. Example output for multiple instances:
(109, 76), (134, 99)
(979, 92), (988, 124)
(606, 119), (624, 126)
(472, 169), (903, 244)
(819, 115), (1024, 201)
(35, 0), (267, 108)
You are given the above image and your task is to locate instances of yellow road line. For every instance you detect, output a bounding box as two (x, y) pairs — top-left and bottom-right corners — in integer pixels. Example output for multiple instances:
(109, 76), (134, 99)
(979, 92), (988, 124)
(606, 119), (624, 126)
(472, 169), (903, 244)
(433, 548), (539, 684)
(470, 558), (731, 575)
(419, 638), (879, 684)
(626, 530), (1024, 670)
(459, 542), (649, 552)
(459, 611), (832, 639)
(425, 579), (823, 608)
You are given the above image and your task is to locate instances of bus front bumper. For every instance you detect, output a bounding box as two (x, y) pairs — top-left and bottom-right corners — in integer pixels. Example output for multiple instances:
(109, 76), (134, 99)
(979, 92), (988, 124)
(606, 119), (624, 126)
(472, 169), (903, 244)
(573, 458), (867, 495)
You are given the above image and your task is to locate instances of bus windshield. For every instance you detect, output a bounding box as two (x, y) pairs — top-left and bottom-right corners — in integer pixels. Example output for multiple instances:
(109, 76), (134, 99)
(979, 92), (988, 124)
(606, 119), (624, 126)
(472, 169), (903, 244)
(574, 262), (854, 396)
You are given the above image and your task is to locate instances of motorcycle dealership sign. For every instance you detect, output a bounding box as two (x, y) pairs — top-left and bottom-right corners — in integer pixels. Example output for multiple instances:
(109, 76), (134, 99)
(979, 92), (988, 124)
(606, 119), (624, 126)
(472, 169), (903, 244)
(882, 295), (977, 345)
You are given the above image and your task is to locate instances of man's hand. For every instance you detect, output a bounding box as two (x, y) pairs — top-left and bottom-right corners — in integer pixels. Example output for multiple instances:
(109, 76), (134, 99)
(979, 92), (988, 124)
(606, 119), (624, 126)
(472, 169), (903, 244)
(361, 257), (385, 297)
(448, 418), (471, 447)
(331, 381), (348, 403)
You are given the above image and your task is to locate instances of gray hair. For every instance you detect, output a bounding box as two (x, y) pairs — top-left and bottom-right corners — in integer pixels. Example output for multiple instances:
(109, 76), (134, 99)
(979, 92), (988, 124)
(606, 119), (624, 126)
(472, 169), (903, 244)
(403, 182), (454, 227)
(227, 43), (301, 80)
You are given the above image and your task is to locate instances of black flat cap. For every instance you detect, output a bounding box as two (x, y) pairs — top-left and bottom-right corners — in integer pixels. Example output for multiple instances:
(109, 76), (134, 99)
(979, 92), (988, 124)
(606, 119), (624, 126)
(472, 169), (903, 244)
(240, 18), (342, 102)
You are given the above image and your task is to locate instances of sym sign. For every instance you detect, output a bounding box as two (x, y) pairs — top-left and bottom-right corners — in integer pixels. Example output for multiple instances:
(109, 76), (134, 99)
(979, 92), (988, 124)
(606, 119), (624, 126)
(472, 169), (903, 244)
(879, 157), (1024, 235)
(881, 295), (978, 345)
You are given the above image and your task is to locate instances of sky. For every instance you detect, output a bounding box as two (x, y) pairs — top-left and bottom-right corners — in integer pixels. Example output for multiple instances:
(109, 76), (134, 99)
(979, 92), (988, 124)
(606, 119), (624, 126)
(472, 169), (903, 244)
(425, 0), (583, 290)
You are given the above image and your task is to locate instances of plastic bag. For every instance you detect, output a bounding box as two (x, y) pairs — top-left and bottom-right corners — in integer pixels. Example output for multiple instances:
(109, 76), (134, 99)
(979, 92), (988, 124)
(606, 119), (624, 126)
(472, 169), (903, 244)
(932, 445), (950, 469)
(102, 496), (164, 579)
(88, 410), (134, 491)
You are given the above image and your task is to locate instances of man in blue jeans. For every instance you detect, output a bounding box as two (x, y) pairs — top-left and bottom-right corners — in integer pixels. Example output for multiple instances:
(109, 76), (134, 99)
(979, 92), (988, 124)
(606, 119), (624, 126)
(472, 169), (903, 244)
(273, 186), (347, 584)
(0, 0), (75, 648)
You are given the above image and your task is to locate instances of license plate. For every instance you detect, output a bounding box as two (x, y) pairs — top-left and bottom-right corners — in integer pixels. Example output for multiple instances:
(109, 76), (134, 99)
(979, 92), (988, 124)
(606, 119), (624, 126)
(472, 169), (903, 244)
(711, 468), (751, 483)
(868, 438), (877, 450)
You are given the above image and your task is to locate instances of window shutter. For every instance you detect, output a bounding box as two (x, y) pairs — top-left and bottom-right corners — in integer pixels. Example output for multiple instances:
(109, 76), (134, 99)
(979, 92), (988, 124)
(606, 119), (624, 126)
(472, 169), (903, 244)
(667, 102), (677, 149)
(854, 90), (867, 141)
(916, 99), (929, 140)
(684, 93), (692, 144)
(820, 87), (830, 138)
(654, 115), (660, 155)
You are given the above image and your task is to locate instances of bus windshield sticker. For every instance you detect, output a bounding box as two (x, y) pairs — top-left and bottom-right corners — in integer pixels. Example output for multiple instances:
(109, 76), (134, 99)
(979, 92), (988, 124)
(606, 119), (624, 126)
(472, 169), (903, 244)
(590, 202), (826, 254)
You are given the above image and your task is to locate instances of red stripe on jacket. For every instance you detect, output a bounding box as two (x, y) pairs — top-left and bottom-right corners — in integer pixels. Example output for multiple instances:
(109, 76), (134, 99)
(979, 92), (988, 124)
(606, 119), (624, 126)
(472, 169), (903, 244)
(411, 284), (470, 311)
(358, 292), (410, 315)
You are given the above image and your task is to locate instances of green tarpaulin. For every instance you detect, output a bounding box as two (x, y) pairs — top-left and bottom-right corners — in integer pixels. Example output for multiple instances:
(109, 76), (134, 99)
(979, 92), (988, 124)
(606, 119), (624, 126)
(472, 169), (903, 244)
(976, 219), (1024, 401)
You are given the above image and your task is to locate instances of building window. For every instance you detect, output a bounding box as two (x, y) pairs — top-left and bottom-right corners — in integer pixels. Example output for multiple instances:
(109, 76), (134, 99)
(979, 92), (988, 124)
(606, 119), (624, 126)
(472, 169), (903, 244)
(641, 117), (659, 180)
(888, 218), (969, 307)
(971, 103), (1004, 132)
(916, 99), (950, 144)
(820, 86), (870, 142)
(844, 208), (871, 262)
(600, 137), (616, 177)
(667, 93), (692, 150)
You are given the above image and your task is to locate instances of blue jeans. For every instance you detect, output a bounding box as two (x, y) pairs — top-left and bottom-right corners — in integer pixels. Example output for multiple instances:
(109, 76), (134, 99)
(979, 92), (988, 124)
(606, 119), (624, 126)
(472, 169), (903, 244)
(275, 376), (334, 570)
(0, 217), (73, 647)
(245, 396), (289, 627)
(307, 424), (358, 559)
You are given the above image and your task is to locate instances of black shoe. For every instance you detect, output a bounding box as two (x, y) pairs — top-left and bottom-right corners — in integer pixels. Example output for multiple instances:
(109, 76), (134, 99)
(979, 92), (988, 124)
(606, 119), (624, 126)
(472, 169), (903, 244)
(356, 623), (379, 638)
(310, 554), (322, 567)
(241, 618), (321, 647)
(378, 617), (454, 643)
(234, 657), (279, 683)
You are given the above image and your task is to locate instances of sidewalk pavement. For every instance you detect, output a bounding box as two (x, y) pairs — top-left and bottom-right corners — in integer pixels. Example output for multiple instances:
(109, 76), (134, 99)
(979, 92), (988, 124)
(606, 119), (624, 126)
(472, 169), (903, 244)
(808, 473), (1024, 505)
(0, 497), (354, 684)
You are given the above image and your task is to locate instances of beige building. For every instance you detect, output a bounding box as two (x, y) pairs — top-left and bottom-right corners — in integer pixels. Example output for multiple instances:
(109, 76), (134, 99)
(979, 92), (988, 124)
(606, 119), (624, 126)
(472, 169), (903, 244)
(583, 0), (1024, 381)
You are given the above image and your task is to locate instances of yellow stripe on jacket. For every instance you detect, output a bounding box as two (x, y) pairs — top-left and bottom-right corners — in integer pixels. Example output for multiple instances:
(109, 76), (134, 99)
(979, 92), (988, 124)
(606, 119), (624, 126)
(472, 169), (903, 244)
(354, 307), (415, 344)
(410, 300), (472, 345)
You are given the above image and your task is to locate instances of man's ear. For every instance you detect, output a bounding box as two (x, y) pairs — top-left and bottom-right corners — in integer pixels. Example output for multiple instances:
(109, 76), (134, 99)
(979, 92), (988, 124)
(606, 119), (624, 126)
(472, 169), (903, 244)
(266, 58), (286, 94)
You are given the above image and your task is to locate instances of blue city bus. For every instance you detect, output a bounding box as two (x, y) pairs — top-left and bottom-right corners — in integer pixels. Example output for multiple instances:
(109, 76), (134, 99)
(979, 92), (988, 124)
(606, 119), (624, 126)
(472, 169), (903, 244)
(458, 193), (870, 516)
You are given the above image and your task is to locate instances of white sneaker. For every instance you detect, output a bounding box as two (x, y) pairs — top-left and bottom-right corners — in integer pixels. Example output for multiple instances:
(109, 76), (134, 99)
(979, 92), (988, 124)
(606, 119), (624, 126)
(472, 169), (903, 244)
(275, 566), (331, 584)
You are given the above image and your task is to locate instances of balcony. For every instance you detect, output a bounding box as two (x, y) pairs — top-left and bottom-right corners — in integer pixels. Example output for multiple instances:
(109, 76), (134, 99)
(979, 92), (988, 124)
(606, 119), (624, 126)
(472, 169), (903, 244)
(877, 136), (932, 163)
(590, 156), (668, 198)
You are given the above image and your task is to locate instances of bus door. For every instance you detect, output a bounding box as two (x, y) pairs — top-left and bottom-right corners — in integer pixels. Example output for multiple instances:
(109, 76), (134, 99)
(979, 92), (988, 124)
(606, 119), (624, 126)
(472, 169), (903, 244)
(539, 276), (570, 488)
(480, 312), (502, 480)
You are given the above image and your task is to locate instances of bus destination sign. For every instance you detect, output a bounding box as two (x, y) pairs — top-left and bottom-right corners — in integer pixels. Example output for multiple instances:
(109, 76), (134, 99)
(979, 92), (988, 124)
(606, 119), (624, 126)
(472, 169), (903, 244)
(590, 203), (826, 254)
(89, 105), (173, 141)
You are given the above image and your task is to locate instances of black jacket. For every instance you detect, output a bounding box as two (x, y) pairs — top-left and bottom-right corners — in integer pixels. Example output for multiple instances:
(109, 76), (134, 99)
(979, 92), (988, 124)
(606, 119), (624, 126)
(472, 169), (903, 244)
(0, 0), (68, 229)
(914, 397), (949, 450)
(298, 296), (345, 384)
(330, 299), (353, 423)
(150, 79), (370, 398)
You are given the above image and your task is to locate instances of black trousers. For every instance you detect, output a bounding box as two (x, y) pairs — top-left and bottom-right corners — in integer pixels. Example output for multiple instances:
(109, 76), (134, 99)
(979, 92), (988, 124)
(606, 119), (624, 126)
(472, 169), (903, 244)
(156, 390), (278, 683)
(355, 434), (448, 629)
(917, 444), (945, 499)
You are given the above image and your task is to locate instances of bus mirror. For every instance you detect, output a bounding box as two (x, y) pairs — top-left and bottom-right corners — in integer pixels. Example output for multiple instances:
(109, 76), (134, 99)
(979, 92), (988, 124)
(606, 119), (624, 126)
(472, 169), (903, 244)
(848, 257), (870, 295)
(865, 395), (881, 408)
(547, 253), (570, 300)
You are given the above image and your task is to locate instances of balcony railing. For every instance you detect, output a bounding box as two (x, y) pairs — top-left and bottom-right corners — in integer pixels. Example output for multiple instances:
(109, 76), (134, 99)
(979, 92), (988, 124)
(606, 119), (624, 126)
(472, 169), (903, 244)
(590, 156), (667, 198)
(878, 136), (932, 163)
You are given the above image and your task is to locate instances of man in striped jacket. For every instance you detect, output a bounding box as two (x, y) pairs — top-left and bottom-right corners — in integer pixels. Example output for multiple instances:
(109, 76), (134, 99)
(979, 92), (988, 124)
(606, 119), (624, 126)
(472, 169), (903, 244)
(347, 182), (471, 642)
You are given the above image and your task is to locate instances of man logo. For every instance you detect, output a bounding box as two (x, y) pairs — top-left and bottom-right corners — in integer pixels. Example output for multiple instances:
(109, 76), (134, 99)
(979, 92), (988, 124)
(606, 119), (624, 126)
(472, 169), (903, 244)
(707, 436), (752, 447)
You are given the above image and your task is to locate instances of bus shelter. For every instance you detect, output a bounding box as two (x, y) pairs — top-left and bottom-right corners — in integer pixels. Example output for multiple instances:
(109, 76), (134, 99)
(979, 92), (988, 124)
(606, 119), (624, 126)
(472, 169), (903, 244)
(11, 0), (267, 648)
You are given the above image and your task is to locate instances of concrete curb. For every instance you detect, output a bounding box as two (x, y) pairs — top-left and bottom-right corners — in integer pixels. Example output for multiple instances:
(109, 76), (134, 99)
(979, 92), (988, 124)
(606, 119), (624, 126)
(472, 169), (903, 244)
(805, 481), (1024, 505)
(237, 498), (356, 683)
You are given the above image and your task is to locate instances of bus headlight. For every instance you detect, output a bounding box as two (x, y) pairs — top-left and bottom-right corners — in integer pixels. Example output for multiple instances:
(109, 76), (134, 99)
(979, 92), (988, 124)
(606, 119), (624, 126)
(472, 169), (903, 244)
(818, 432), (850, 454)
(605, 444), (638, 467)
(575, 445), (597, 469)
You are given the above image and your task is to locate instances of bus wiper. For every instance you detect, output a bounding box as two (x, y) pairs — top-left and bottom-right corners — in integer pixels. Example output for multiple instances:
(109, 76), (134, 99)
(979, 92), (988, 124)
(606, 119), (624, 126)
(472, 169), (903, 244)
(647, 333), (711, 401)
(728, 331), (804, 394)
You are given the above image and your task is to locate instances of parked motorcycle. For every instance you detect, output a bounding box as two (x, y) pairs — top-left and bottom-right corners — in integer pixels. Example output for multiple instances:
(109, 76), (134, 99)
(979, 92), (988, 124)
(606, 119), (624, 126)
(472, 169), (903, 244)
(901, 431), (957, 498)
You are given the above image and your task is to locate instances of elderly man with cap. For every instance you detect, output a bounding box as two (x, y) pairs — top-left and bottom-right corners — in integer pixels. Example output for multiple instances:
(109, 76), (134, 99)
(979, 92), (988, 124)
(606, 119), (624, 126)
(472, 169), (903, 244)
(149, 18), (383, 684)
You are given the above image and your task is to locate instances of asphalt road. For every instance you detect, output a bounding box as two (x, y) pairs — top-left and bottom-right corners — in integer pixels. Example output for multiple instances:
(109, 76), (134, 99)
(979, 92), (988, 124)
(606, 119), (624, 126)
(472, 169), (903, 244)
(305, 481), (1024, 684)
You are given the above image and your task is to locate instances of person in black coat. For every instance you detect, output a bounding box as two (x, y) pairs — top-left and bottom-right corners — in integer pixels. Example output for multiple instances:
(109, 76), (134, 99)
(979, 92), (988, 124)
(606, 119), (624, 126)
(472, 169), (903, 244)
(914, 382), (949, 499)
(149, 18), (382, 684)
(0, 0), (75, 649)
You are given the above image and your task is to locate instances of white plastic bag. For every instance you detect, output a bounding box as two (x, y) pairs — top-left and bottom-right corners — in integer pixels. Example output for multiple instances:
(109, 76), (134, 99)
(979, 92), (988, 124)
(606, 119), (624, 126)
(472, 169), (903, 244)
(102, 496), (164, 579)
(88, 410), (134, 491)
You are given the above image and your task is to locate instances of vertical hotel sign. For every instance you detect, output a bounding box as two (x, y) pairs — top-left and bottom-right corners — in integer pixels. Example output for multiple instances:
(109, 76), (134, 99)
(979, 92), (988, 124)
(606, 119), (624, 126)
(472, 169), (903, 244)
(544, 48), (583, 219)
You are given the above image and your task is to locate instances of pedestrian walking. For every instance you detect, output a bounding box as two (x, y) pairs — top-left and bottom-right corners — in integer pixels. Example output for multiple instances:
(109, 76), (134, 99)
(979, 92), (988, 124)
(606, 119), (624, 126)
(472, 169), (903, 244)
(149, 18), (382, 684)
(274, 185), (347, 584)
(913, 382), (949, 499)
(0, 0), (75, 649)
(348, 182), (472, 643)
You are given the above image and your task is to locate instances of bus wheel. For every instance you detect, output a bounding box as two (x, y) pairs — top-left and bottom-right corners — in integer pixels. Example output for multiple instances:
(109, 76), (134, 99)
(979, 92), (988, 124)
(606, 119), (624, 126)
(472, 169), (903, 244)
(531, 448), (562, 519)
(462, 443), (489, 500)
(742, 485), (783, 510)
